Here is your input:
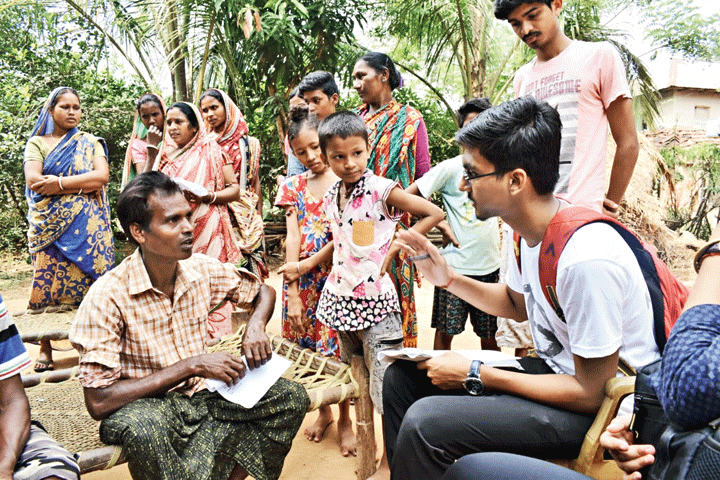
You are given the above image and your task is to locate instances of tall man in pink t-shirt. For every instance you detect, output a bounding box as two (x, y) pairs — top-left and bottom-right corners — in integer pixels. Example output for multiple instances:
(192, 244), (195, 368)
(494, 0), (640, 353)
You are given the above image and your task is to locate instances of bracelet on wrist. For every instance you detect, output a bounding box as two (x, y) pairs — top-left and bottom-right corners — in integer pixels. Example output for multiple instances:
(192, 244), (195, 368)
(57, 176), (64, 190)
(210, 192), (217, 204)
(296, 262), (301, 274)
(694, 240), (720, 273)
(438, 268), (455, 290)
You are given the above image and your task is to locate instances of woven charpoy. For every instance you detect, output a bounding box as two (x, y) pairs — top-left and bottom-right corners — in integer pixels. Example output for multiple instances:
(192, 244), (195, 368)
(24, 366), (125, 472)
(13, 305), (76, 342)
(23, 328), (360, 473)
(211, 333), (360, 410)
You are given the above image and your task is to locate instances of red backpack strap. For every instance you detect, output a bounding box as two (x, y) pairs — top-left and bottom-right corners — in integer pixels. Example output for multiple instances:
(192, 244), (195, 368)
(513, 231), (522, 273)
(538, 206), (615, 321)
(538, 205), (688, 354)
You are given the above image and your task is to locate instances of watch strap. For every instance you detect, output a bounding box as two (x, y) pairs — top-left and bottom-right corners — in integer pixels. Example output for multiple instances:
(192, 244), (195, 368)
(468, 360), (482, 378)
(695, 240), (720, 273)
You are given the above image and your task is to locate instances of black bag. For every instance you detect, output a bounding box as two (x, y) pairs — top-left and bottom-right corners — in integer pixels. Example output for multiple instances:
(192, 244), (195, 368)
(630, 360), (668, 478)
(647, 419), (720, 480)
(630, 359), (720, 479)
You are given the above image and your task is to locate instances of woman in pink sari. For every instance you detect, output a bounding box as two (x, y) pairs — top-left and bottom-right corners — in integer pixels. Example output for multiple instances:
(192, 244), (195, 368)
(200, 89), (268, 280)
(156, 101), (241, 337)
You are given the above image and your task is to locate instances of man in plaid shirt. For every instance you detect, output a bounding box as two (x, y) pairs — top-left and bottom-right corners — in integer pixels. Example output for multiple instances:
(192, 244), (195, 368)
(70, 171), (308, 480)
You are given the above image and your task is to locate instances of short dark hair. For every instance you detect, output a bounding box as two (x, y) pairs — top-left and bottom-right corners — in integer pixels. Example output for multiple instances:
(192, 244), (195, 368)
(494, 0), (552, 20)
(318, 111), (368, 154)
(358, 52), (403, 91)
(50, 87), (80, 109)
(298, 71), (339, 98)
(136, 93), (163, 113)
(199, 89), (224, 107)
(457, 98), (492, 127)
(455, 96), (561, 195)
(289, 87), (300, 100)
(288, 104), (320, 142)
(117, 171), (182, 245)
(167, 102), (199, 129)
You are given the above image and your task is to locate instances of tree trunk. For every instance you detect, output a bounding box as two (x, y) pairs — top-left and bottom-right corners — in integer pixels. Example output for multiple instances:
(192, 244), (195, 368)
(167, 0), (188, 101)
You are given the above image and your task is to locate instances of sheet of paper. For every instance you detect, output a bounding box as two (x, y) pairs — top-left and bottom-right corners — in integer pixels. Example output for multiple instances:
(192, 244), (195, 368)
(378, 348), (523, 370)
(205, 354), (292, 408)
(173, 177), (209, 197)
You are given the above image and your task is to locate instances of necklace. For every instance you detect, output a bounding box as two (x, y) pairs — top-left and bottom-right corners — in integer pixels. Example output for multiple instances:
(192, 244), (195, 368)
(341, 182), (356, 199)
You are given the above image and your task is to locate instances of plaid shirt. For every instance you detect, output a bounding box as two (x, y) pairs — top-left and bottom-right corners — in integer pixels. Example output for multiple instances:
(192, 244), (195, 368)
(70, 250), (261, 394)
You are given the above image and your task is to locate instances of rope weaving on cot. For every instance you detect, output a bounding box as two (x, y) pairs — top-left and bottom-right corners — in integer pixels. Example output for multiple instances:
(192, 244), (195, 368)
(24, 369), (126, 470)
(209, 330), (360, 411)
(13, 307), (76, 342)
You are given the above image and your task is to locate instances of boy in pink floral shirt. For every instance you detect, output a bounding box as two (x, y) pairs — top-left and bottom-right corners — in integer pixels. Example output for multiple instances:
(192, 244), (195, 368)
(308, 111), (443, 479)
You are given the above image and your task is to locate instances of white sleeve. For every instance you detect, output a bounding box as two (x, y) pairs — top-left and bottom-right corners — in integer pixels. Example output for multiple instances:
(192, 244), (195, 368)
(415, 161), (453, 199)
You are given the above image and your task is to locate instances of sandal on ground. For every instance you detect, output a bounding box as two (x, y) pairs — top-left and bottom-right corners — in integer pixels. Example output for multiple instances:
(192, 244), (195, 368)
(34, 359), (55, 373)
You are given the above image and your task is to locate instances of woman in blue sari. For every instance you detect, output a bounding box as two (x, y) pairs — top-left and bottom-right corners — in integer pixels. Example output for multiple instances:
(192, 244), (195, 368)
(23, 87), (114, 371)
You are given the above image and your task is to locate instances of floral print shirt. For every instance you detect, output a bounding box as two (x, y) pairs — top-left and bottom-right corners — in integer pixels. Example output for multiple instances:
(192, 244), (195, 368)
(316, 170), (402, 331)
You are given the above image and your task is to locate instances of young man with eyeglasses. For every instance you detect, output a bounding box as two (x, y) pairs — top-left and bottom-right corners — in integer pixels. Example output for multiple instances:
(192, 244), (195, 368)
(382, 96), (659, 480)
(406, 98), (501, 352)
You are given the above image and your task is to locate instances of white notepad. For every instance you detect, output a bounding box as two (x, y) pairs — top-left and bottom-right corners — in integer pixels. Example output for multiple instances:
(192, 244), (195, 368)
(206, 354), (292, 408)
(377, 348), (523, 370)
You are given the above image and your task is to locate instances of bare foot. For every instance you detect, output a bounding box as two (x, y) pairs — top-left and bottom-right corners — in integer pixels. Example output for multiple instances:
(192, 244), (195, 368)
(337, 416), (357, 457)
(304, 405), (333, 442)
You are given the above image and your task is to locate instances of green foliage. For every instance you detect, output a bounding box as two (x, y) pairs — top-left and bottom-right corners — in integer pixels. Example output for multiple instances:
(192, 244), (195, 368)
(660, 144), (720, 240)
(0, 3), (145, 253)
(392, 89), (460, 165)
(643, 0), (720, 61)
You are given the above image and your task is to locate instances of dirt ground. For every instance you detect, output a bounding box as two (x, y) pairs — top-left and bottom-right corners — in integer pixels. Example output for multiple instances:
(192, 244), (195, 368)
(1, 258), (487, 480)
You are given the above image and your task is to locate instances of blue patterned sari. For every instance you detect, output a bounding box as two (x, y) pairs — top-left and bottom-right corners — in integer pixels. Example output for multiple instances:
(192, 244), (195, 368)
(24, 87), (114, 311)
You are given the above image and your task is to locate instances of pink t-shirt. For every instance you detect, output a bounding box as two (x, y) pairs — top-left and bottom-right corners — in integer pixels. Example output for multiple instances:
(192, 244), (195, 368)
(514, 41), (631, 211)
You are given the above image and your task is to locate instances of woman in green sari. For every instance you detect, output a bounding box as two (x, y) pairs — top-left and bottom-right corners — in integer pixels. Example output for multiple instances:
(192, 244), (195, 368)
(353, 52), (431, 347)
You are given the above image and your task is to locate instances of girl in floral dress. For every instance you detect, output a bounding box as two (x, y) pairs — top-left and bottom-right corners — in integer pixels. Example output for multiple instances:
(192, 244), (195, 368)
(275, 106), (356, 456)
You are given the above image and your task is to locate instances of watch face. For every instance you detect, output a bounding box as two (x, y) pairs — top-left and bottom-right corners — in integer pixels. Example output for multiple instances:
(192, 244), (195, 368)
(463, 377), (484, 395)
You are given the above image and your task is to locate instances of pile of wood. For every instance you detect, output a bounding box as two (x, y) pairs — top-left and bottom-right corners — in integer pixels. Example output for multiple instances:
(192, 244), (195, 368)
(645, 128), (720, 150)
(610, 132), (701, 282)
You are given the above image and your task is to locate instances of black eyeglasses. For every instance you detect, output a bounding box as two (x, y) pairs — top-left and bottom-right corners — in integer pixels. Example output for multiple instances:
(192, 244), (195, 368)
(462, 168), (499, 182)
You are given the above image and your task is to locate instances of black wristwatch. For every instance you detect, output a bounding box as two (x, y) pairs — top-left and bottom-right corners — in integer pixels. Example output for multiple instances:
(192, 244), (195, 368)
(463, 360), (484, 395)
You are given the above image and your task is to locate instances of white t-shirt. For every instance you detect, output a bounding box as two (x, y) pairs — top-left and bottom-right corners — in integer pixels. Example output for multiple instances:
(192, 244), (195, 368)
(415, 156), (500, 276)
(514, 41), (631, 211)
(507, 222), (660, 378)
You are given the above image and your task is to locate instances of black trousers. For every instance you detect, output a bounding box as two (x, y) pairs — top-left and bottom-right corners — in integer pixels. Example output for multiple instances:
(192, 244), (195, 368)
(383, 360), (595, 480)
(443, 452), (594, 480)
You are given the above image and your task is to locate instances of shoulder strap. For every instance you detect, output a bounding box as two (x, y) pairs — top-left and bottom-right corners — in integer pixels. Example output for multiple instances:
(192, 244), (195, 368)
(513, 230), (522, 274)
(538, 206), (667, 352)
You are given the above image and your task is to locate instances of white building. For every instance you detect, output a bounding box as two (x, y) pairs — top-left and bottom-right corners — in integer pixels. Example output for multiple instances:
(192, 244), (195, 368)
(655, 58), (720, 133)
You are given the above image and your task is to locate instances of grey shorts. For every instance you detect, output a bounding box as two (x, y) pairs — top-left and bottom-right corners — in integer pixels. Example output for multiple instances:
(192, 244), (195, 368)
(14, 423), (79, 480)
(339, 312), (403, 415)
